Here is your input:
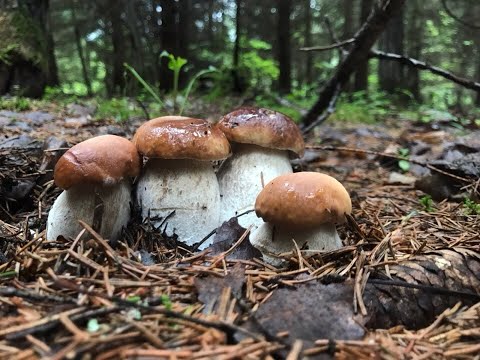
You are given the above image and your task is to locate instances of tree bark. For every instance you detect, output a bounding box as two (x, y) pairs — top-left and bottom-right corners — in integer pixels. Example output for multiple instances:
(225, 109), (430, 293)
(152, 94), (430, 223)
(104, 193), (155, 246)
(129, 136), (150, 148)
(354, 0), (373, 92)
(125, 0), (145, 94)
(378, 5), (405, 94)
(277, 0), (292, 94)
(342, 0), (355, 93)
(159, 0), (177, 91)
(304, 0), (313, 84)
(109, 0), (125, 95)
(71, 0), (92, 96)
(404, 0), (422, 101)
(44, 0), (59, 87)
(301, 0), (406, 129)
(232, 0), (243, 93)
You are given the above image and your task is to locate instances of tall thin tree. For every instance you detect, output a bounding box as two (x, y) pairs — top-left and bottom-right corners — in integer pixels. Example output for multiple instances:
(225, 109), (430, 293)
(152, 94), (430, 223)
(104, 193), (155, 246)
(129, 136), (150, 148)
(277, 0), (292, 94)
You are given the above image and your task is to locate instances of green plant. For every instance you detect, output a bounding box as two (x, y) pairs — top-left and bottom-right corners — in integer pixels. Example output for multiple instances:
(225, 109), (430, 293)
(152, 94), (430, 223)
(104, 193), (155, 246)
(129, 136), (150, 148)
(239, 38), (279, 91)
(124, 55), (217, 115)
(0, 96), (31, 111)
(160, 294), (173, 311)
(397, 148), (410, 172)
(419, 195), (434, 212)
(160, 51), (187, 109)
(464, 198), (480, 215)
(96, 98), (142, 123)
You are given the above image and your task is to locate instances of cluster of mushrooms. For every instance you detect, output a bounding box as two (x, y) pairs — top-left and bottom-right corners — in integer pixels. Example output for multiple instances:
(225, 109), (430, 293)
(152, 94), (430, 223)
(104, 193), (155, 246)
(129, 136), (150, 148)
(47, 107), (352, 265)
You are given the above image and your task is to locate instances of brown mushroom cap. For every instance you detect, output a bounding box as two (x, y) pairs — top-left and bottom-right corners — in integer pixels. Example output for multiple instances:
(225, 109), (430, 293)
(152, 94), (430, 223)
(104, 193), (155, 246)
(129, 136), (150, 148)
(255, 172), (352, 230)
(133, 116), (231, 160)
(217, 107), (305, 156)
(54, 135), (140, 190)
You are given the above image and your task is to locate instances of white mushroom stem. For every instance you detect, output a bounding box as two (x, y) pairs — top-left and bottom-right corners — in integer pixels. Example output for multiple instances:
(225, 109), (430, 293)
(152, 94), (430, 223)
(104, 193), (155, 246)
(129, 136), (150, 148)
(217, 144), (293, 229)
(250, 222), (343, 266)
(136, 158), (220, 249)
(47, 180), (132, 242)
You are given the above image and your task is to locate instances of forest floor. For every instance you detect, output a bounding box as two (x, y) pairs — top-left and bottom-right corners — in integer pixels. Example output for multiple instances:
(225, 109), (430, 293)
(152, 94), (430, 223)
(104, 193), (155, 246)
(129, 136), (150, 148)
(0, 100), (479, 359)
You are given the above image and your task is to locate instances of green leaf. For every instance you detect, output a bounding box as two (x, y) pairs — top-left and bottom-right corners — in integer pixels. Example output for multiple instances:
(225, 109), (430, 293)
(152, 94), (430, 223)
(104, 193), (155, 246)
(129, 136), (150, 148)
(123, 63), (164, 108)
(87, 318), (100, 333)
(398, 160), (410, 172)
(180, 66), (219, 115)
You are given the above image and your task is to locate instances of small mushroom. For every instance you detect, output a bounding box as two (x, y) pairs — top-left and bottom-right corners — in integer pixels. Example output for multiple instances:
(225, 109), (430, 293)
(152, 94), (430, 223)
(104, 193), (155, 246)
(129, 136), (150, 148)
(250, 172), (352, 266)
(47, 135), (140, 242)
(216, 107), (304, 229)
(133, 116), (231, 249)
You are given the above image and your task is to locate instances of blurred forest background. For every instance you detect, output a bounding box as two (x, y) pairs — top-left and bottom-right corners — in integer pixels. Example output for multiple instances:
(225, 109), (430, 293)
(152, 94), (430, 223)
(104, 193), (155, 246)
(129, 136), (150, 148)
(0, 0), (479, 125)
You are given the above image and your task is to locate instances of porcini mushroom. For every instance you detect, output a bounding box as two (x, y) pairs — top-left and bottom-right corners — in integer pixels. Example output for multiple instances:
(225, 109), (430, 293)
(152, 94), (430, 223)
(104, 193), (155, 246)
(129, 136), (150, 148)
(250, 172), (352, 266)
(216, 107), (304, 229)
(47, 135), (140, 242)
(133, 116), (231, 249)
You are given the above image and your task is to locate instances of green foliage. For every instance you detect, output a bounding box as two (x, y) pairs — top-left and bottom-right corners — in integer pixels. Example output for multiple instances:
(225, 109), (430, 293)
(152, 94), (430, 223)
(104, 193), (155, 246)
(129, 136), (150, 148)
(96, 98), (142, 123)
(0, 96), (31, 111)
(397, 148), (410, 172)
(239, 38), (279, 91)
(463, 198), (480, 215)
(332, 91), (390, 124)
(160, 51), (187, 109)
(125, 55), (217, 116)
(0, 11), (47, 68)
(87, 318), (100, 333)
(160, 294), (173, 311)
(419, 195), (434, 212)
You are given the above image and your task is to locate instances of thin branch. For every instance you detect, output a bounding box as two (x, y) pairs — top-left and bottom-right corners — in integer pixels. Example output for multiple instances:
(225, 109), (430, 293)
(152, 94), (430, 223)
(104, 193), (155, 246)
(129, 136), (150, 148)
(302, 84), (341, 134)
(300, 38), (354, 52)
(441, 0), (480, 29)
(369, 50), (480, 92)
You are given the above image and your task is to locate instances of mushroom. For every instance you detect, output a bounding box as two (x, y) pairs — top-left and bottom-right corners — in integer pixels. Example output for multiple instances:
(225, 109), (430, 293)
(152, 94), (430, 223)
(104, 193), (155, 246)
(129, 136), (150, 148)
(250, 172), (352, 266)
(47, 135), (140, 242)
(216, 107), (304, 229)
(133, 116), (231, 249)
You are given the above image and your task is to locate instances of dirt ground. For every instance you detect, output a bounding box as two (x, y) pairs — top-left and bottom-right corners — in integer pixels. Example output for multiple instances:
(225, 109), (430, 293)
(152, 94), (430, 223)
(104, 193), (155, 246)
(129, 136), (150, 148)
(0, 103), (479, 359)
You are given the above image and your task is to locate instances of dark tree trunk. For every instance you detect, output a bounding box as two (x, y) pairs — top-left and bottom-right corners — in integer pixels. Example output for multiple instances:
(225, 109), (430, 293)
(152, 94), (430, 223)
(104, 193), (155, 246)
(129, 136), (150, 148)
(277, 0), (292, 94)
(342, 0), (355, 93)
(354, 0), (373, 92)
(404, 0), (421, 101)
(0, 0), (52, 97)
(302, 0), (406, 129)
(125, 0), (145, 95)
(159, 0), (177, 91)
(378, 6), (405, 94)
(304, 0), (313, 84)
(476, 47), (480, 106)
(207, 0), (214, 47)
(232, 0), (243, 93)
(109, 0), (125, 95)
(45, 0), (59, 87)
(71, 0), (92, 96)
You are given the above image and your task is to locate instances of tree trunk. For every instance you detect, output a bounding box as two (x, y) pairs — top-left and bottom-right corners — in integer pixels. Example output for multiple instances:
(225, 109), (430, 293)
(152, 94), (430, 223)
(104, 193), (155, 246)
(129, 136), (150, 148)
(378, 6), (405, 94)
(71, 0), (92, 96)
(109, 0), (125, 95)
(45, 0), (59, 87)
(0, 0), (51, 97)
(125, 0), (144, 95)
(342, 0), (355, 93)
(301, 0), (406, 129)
(232, 0), (243, 93)
(476, 46), (480, 106)
(304, 0), (313, 84)
(354, 0), (373, 92)
(207, 0), (214, 48)
(159, 0), (177, 91)
(277, 0), (292, 94)
(404, 0), (421, 101)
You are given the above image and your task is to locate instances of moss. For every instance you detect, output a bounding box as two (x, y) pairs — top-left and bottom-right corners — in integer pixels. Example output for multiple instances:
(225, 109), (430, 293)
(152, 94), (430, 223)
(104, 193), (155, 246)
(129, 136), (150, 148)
(0, 10), (47, 69)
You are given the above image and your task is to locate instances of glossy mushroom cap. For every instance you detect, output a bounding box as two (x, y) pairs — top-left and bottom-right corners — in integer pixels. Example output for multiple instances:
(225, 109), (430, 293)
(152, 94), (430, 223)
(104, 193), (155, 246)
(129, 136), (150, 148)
(217, 107), (305, 157)
(54, 135), (141, 190)
(255, 172), (352, 230)
(133, 116), (231, 160)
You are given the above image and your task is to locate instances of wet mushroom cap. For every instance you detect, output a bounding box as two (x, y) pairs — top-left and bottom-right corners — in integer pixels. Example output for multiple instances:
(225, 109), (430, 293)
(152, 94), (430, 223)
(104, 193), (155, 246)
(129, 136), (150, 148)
(133, 116), (231, 160)
(54, 135), (141, 190)
(217, 107), (305, 157)
(255, 172), (352, 230)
